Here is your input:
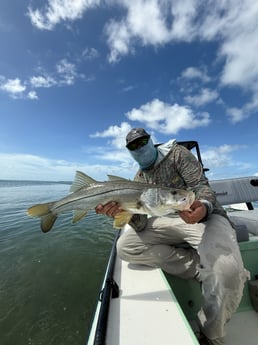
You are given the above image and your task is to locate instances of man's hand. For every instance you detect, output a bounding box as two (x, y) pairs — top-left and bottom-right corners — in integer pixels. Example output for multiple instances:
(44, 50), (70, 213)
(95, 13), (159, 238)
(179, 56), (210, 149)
(179, 200), (207, 224)
(95, 201), (123, 218)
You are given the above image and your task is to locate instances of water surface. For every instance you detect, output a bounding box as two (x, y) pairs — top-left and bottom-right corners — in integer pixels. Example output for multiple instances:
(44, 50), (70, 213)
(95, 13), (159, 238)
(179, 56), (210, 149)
(0, 181), (115, 345)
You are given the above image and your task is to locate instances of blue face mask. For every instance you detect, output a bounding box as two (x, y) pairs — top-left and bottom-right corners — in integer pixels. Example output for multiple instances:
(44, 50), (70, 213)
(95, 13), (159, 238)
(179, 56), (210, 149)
(129, 138), (158, 170)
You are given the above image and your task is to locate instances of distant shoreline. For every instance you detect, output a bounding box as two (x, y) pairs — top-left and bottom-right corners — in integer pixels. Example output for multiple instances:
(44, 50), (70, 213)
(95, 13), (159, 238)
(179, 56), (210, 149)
(0, 180), (72, 185)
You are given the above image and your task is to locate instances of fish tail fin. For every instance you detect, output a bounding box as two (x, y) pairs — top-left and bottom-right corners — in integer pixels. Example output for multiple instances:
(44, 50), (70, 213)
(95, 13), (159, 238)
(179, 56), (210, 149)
(27, 203), (51, 217)
(27, 203), (57, 233)
(41, 214), (58, 233)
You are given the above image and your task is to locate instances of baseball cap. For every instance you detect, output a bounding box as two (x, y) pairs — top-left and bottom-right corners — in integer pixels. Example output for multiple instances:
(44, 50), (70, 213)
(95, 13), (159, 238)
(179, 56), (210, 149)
(125, 128), (150, 148)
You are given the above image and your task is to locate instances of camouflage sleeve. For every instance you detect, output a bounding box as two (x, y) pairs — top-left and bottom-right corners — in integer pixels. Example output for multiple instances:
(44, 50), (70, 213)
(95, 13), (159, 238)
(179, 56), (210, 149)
(173, 144), (216, 214)
(133, 170), (146, 183)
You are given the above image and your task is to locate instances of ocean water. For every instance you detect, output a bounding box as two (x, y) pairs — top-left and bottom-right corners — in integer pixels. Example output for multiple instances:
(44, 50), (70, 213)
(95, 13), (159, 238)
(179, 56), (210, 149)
(0, 181), (116, 345)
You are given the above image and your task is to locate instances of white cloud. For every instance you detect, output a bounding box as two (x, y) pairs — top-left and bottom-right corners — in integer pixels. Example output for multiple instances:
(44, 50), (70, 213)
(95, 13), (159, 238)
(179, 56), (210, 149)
(0, 78), (26, 97)
(0, 76), (39, 100)
(27, 91), (39, 100)
(27, 0), (100, 30)
(130, 0), (258, 92)
(184, 88), (219, 106)
(201, 144), (251, 179)
(104, 0), (258, 118)
(82, 47), (100, 60)
(0, 152), (131, 181)
(125, 98), (211, 134)
(25, 0), (258, 119)
(27, 1), (258, 89)
(0, 57), (85, 100)
(102, 1), (209, 62)
(226, 89), (258, 123)
(56, 59), (79, 85)
(181, 67), (211, 83)
(226, 107), (249, 124)
(105, 0), (172, 63)
(121, 85), (135, 92)
(90, 122), (132, 149)
(30, 75), (57, 88)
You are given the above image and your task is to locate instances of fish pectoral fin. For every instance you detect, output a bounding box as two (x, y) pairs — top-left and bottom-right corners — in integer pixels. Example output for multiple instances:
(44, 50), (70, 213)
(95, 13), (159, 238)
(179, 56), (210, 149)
(72, 210), (88, 223)
(113, 211), (132, 229)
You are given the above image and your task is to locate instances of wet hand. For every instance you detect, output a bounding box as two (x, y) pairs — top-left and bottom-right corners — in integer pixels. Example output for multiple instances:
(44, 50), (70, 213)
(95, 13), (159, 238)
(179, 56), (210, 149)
(95, 201), (123, 218)
(179, 200), (207, 224)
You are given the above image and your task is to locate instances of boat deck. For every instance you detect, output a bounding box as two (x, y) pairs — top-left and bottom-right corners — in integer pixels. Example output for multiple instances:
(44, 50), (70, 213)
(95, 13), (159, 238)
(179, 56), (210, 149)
(106, 258), (199, 345)
(225, 310), (258, 345)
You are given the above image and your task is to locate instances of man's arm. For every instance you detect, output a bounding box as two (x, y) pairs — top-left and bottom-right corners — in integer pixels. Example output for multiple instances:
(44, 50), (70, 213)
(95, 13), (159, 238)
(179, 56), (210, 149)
(174, 144), (216, 223)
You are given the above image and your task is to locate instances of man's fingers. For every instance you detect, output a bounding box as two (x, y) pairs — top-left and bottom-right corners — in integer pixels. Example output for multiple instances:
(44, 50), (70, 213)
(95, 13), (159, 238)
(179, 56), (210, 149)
(95, 204), (104, 214)
(95, 202), (121, 217)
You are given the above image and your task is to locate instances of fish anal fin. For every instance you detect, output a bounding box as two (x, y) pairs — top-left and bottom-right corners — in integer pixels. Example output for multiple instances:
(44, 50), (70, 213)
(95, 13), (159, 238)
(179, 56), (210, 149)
(72, 210), (88, 223)
(41, 214), (58, 233)
(70, 171), (97, 192)
(113, 211), (132, 229)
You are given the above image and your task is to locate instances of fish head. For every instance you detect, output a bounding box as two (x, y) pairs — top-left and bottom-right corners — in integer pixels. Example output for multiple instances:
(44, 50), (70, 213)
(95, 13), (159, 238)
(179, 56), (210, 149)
(140, 187), (195, 216)
(158, 188), (195, 211)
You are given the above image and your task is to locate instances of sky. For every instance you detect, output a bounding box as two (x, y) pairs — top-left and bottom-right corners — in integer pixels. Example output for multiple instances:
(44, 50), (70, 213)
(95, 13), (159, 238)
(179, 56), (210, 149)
(0, 0), (258, 182)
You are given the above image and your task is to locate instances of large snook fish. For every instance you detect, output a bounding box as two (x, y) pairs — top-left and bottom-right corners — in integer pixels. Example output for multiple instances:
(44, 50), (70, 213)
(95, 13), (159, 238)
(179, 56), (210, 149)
(27, 171), (195, 233)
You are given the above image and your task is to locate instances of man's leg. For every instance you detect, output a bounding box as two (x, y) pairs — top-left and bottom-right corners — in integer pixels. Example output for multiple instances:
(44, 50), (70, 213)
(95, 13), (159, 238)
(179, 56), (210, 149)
(117, 216), (204, 279)
(197, 214), (249, 340)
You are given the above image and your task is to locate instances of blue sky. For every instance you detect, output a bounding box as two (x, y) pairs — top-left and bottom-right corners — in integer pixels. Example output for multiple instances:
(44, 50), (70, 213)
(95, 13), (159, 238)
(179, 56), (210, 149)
(0, 0), (258, 181)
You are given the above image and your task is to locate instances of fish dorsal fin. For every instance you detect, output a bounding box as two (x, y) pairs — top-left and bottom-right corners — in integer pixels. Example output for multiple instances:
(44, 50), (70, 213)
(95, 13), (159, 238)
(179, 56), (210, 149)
(70, 171), (97, 192)
(108, 174), (130, 182)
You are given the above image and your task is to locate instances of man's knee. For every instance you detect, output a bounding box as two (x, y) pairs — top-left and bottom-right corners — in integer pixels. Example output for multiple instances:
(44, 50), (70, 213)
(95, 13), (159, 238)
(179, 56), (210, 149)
(116, 235), (128, 261)
(116, 231), (151, 263)
(116, 233), (138, 261)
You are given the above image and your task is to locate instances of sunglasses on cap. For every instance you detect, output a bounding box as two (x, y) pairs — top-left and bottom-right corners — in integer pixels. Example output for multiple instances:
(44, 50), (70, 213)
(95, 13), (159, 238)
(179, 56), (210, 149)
(127, 137), (149, 151)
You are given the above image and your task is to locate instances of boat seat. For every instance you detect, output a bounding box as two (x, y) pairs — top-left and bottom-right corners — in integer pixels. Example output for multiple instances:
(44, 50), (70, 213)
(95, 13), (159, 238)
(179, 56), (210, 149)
(209, 177), (258, 206)
(228, 210), (258, 236)
(209, 177), (258, 242)
(176, 176), (258, 247)
(231, 222), (250, 242)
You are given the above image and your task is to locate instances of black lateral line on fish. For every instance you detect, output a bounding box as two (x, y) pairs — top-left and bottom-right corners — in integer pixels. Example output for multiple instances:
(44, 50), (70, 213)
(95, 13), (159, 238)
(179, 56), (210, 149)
(54, 187), (142, 209)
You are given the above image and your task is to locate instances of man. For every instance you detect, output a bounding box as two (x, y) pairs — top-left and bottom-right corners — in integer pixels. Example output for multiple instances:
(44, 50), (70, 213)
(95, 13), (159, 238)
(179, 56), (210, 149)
(96, 128), (248, 345)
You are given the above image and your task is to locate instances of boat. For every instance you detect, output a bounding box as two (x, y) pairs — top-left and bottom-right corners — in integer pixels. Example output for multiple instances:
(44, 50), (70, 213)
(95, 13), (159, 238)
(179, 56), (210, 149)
(86, 141), (258, 345)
